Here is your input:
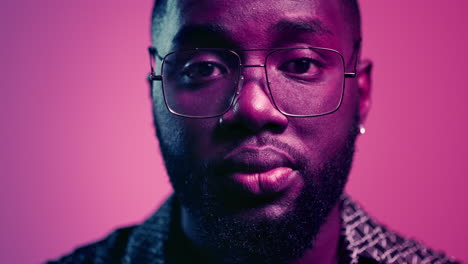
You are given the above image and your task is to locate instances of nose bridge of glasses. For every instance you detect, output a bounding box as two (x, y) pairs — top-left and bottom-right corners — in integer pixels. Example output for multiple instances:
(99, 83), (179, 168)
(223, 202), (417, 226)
(240, 63), (265, 68)
(237, 49), (267, 67)
(237, 51), (268, 81)
(236, 61), (269, 96)
(236, 50), (269, 90)
(238, 62), (267, 89)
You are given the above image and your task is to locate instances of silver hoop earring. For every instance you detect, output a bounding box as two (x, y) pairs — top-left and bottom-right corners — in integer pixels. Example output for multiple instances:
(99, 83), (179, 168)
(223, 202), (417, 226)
(359, 124), (366, 135)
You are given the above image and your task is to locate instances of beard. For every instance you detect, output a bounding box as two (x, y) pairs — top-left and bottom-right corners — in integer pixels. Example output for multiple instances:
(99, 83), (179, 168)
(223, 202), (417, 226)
(154, 112), (359, 264)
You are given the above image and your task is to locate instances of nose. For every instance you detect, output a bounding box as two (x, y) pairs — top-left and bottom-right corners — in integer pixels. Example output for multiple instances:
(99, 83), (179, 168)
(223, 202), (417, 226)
(220, 68), (288, 134)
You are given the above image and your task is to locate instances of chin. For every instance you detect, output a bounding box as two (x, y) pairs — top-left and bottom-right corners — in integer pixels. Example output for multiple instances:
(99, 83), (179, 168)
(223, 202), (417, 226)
(214, 175), (305, 221)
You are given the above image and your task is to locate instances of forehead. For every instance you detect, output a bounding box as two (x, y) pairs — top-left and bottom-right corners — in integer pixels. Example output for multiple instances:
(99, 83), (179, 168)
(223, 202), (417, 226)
(159, 0), (349, 52)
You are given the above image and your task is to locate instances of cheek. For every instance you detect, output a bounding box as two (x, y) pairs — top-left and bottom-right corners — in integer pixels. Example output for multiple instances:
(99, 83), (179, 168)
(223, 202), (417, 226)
(152, 85), (221, 162)
(330, 78), (359, 131)
(290, 80), (358, 163)
(179, 119), (220, 157)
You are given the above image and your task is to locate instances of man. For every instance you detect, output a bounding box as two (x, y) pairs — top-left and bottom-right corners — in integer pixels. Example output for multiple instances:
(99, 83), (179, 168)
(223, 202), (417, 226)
(48, 0), (459, 263)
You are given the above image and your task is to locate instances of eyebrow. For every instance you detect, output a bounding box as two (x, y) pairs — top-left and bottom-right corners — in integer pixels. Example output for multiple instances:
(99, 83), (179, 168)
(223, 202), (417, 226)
(270, 19), (333, 36)
(172, 24), (234, 48)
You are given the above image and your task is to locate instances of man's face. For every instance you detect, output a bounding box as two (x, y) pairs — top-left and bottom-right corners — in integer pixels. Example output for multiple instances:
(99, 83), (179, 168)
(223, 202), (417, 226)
(151, 0), (367, 262)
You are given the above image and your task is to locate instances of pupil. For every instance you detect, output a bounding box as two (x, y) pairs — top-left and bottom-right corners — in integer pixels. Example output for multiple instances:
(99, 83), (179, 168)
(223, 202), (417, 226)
(294, 59), (310, 73)
(198, 63), (214, 77)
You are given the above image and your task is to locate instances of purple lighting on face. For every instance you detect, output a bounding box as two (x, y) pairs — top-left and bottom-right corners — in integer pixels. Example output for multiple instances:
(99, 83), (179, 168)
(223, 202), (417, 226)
(1, 0), (467, 263)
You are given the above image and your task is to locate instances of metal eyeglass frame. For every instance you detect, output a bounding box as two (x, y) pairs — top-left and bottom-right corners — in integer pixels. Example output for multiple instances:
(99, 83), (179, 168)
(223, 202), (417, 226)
(148, 46), (359, 118)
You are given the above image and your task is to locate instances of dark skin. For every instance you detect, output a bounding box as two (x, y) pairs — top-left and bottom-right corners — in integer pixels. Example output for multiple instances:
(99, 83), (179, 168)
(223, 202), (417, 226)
(151, 0), (372, 263)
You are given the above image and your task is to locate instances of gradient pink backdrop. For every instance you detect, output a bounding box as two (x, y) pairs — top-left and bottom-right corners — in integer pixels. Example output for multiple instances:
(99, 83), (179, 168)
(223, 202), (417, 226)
(1, 0), (467, 263)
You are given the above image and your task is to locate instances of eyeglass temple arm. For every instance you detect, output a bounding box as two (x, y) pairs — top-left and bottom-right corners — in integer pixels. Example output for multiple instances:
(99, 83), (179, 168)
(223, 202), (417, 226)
(148, 46), (163, 81)
(344, 39), (362, 79)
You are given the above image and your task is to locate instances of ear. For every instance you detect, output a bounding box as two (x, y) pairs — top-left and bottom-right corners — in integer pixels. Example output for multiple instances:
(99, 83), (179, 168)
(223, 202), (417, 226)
(356, 59), (373, 124)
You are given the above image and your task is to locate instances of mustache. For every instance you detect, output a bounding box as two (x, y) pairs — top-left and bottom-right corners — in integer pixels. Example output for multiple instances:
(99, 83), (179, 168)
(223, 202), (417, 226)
(203, 136), (309, 174)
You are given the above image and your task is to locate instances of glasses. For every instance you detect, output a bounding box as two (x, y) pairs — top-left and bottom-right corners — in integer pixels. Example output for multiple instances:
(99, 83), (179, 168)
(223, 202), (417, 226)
(149, 47), (357, 118)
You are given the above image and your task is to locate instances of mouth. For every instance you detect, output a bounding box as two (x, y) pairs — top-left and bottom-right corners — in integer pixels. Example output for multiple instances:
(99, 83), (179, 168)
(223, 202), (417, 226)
(220, 146), (299, 196)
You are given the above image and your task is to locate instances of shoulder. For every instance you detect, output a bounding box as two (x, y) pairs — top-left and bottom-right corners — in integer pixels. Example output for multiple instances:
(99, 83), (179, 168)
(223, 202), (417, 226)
(341, 194), (461, 264)
(46, 226), (137, 264)
(45, 196), (177, 264)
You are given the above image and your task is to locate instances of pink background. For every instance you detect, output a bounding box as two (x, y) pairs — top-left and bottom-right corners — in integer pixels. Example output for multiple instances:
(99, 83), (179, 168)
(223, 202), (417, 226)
(1, 0), (467, 263)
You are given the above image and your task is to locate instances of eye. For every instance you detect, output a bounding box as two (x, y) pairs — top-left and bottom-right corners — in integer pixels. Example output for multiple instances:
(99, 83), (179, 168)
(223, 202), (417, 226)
(278, 58), (322, 76)
(181, 61), (227, 83)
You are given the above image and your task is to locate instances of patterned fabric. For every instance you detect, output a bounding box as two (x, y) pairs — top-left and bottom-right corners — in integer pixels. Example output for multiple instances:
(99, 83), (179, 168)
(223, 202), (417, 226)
(340, 195), (459, 264)
(47, 194), (460, 264)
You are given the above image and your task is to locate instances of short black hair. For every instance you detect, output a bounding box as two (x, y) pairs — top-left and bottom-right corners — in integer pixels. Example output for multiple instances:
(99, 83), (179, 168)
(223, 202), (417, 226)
(151, 0), (361, 46)
(150, 0), (171, 43)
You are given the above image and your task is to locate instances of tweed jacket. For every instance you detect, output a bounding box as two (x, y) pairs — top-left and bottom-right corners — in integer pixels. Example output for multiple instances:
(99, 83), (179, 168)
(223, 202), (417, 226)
(47, 194), (460, 264)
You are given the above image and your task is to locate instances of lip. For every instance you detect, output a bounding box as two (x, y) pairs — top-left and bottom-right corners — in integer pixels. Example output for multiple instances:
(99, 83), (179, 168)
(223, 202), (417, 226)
(223, 146), (296, 173)
(221, 146), (298, 195)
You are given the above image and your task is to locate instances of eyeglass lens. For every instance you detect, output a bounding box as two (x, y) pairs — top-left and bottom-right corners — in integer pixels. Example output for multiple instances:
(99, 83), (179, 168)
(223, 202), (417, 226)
(161, 48), (344, 117)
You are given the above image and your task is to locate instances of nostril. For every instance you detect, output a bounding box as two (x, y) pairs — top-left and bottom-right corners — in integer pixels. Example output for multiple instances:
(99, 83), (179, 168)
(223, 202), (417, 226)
(263, 122), (287, 134)
(218, 92), (288, 135)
